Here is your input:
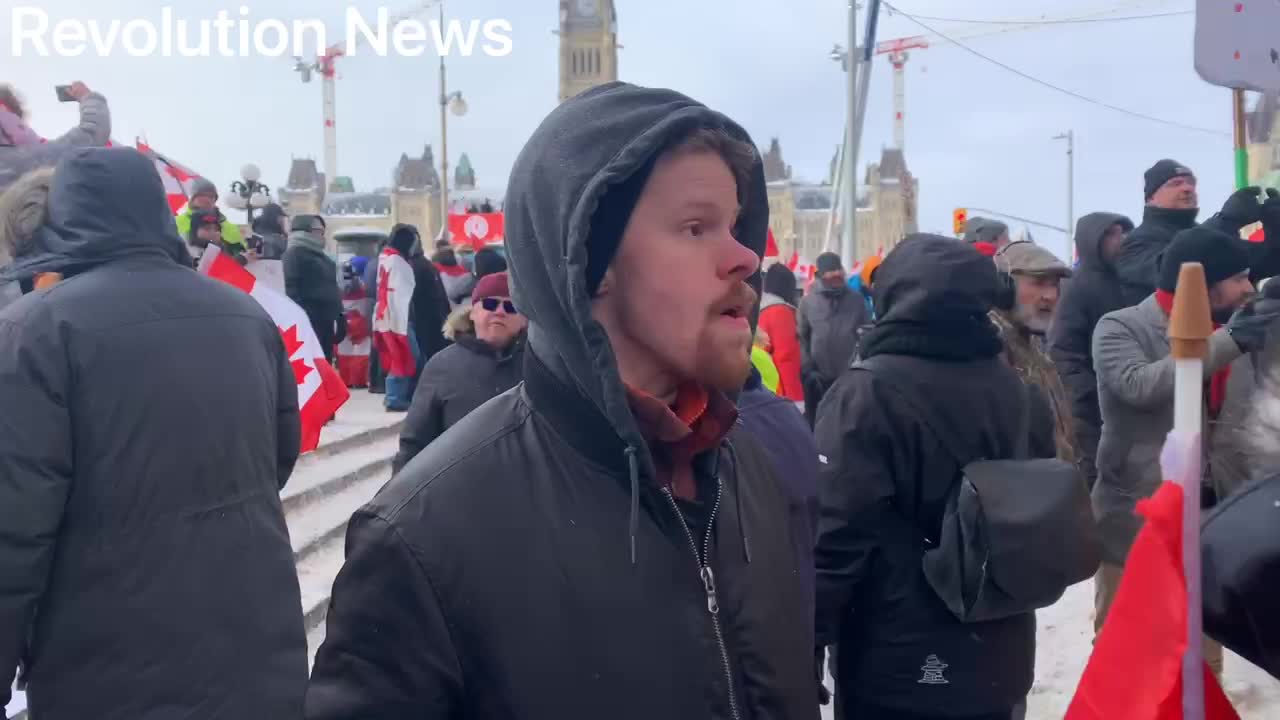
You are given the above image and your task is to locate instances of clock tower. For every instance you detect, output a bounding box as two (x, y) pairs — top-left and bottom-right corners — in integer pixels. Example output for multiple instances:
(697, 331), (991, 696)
(558, 0), (618, 104)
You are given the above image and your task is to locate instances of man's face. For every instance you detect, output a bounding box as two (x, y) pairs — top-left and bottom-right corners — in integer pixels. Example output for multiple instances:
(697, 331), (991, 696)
(1011, 273), (1062, 334)
(1209, 271), (1255, 323)
(191, 193), (217, 211)
(470, 295), (526, 348)
(195, 223), (221, 246)
(820, 269), (846, 288)
(592, 148), (759, 396)
(1101, 224), (1127, 263)
(1150, 175), (1198, 210)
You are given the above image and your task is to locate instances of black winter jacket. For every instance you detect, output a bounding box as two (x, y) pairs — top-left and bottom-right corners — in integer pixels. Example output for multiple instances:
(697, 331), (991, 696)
(0, 148), (307, 719)
(1048, 212), (1134, 489)
(283, 235), (342, 351)
(391, 318), (525, 474)
(814, 236), (1056, 717)
(306, 82), (816, 720)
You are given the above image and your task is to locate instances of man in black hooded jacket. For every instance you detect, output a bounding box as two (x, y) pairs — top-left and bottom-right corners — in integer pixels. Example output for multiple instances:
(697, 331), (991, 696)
(306, 82), (815, 720)
(1048, 212), (1133, 489)
(814, 234), (1055, 720)
(0, 148), (307, 719)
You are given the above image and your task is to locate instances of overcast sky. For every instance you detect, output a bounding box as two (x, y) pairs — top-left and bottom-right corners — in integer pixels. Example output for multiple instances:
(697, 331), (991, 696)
(5, 0), (1245, 262)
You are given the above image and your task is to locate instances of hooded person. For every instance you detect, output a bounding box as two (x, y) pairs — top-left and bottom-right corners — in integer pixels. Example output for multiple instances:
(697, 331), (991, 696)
(174, 177), (245, 249)
(0, 147), (307, 719)
(394, 224), (452, 372)
(251, 202), (290, 260)
(472, 245), (508, 279)
(1114, 159), (1280, 303)
(375, 224), (422, 411)
(0, 82), (111, 195)
(814, 234), (1056, 720)
(798, 251), (867, 426)
(757, 262), (804, 403)
(391, 271), (527, 474)
(306, 82), (816, 720)
(1048, 212), (1135, 489)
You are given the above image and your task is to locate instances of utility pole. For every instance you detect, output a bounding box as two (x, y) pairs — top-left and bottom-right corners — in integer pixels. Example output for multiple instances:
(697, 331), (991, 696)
(840, 0), (858, 264)
(1053, 130), (1075, 261)
(439, 2), (450, 233)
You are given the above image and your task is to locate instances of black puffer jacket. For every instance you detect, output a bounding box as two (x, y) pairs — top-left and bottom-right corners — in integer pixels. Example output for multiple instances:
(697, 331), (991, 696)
(283, 232), (342, 355)
(814, 235), (1055, 717)
(391, 309), (525, 474)
(306, 82), (816, 720)
(1048, 212), (1133, 489)
(0, 148), (306, 719)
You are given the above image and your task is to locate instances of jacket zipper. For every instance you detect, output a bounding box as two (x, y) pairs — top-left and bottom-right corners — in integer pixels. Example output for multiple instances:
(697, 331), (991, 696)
(662, 481), (742, 720)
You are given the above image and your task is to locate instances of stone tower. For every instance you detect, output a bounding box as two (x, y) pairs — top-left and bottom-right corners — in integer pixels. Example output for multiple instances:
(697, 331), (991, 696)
(558, 0), (618, 104)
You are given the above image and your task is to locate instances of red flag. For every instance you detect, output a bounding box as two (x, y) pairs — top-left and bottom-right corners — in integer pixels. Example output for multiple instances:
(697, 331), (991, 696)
(785, 250), (799, 271)
(372, 247), (416, 378)
(198, 246), (350, 453)
(136, 139), (202, 215)
(765, 228), (779, 258)
(1066, 481), (1239, 720)
(447, 212), (504, 251)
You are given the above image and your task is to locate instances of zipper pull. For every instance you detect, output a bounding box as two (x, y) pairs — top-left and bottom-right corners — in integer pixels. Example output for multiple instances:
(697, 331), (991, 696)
(701, 566), (720, 615)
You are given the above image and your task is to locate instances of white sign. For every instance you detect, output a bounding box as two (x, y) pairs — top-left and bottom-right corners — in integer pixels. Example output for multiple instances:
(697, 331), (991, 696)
(1194, 0), (1280, 92)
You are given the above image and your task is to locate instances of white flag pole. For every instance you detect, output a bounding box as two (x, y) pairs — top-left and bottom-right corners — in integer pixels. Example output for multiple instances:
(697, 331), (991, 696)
(1167, 261), (1213, 720)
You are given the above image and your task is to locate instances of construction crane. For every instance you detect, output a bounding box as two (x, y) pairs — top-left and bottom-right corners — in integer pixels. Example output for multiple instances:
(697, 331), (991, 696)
(292, 0), (440, 192)
(874, 35), (928, 153)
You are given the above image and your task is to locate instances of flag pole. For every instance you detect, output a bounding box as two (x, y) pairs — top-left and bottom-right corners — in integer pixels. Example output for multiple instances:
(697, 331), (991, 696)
(1167, 261), (1213, 719)
(1233, 88), (1249, 189)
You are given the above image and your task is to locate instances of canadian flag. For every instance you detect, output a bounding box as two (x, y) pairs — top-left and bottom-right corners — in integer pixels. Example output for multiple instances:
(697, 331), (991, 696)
(135, 139), (201, 215)
(373, 247), (417, 377)
(198, 245), (351, 453)
(447, 212), (504, 251)
(765, 228), (779, 259)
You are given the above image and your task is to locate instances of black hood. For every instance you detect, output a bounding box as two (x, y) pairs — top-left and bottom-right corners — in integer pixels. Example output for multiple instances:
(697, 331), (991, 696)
(872, 233), (998, 325)
(1073, 211), (1133, 271)
(505, 81), (768, 481)
(0, 147), (189, 282)
(388, 223), (419, 255)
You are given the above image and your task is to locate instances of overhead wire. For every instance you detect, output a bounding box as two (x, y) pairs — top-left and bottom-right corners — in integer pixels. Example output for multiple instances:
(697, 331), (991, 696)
(881, 2), (1231, 138)
(895, 9), (1193, 26)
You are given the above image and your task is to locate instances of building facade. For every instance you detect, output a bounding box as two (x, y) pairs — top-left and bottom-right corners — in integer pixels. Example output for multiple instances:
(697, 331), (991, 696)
(558, 0), (619, 104)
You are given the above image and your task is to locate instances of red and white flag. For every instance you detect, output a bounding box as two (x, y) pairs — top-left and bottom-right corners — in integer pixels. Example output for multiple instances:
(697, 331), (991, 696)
(373, 247), (417, 377)
(136, 139), (202, 215)
(447, 212), (504, 250)
(197, 246), (350, 454)
(765, 228), (779, 259)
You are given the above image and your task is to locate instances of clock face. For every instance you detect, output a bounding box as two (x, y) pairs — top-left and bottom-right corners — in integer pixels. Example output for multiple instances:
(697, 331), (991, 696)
(575, 0), (597, 17)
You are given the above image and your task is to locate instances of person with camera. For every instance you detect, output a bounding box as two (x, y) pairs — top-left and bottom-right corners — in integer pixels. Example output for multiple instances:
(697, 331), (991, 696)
(0, 81), (110, 195)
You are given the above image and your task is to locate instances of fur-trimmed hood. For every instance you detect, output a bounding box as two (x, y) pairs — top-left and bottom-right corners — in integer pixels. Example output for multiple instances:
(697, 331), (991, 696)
(443, 305), (475, 342)
(0, 164), (54, 267)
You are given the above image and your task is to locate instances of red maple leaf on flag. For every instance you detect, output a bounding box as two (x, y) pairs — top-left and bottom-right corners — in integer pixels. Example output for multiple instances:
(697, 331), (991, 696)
(376, 266), (391, 320)
(280, 324), (314, 384)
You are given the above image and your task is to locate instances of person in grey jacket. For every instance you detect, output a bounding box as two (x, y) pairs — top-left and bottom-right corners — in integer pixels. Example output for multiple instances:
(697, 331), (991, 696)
(1091, 225), (1280, 673)
(0, 82), (110, 194)
(798, 252), (867, 426)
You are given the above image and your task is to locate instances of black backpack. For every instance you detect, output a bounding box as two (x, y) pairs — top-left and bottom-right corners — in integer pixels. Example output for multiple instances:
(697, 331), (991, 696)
(856, 356), (1101, 622)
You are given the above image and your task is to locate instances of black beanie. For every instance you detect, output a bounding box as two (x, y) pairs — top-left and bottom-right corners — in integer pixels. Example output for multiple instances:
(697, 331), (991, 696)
(815, 252), (843, 275)
(1157, 226), (1250, 292)
(1144, 159), (1194, 200)
(585, 153), (660, 296)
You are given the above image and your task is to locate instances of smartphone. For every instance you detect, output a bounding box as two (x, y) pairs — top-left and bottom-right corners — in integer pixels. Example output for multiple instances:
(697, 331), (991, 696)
(55, 85), (75, 102)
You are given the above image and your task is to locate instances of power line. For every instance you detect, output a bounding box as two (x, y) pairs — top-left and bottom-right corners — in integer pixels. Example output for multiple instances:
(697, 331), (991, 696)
(882, 2), (1230, 138)
(892, 9), (1193, 26)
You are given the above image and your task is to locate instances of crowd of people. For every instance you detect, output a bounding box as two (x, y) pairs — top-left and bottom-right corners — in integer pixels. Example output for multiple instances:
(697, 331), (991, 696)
(3, 77), (1280, 720)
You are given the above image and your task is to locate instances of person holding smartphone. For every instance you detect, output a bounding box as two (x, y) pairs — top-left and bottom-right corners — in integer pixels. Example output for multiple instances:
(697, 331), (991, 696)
(0, 81), (111, 194)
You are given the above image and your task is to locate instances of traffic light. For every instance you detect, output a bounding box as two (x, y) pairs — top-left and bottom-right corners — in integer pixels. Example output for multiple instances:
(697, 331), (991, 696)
(952, 208), (968, 236)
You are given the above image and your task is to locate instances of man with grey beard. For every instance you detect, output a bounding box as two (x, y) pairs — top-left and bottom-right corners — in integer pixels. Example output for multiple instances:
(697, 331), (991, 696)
(991, 241), (1078, 463)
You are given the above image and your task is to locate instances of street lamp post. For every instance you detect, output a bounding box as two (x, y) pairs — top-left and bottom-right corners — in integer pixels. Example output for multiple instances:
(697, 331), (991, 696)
(1053, 130), (1075, 260)
(227, 163), (271, 225)
(438, 0), (469, 242)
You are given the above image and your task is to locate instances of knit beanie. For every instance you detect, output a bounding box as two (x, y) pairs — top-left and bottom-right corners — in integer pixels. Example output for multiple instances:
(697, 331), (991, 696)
(473, 246), (508, 279)
(815, 252), (843, 275)
(1144, 159), (1194, 200)
(763, 262), (798, 303)
(585, 153), (660, 296)
(1157, 226), (1250, 292)
(472, 270), (511, 303)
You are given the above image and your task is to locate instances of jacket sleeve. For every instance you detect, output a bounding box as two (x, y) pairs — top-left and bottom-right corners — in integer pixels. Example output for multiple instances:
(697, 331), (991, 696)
(392, 372), (444, 475)
(221, 220), (244, 247)
(813, 370), (902, 648)
(1047, 288), (1102, 475)
(45, 92), (111, 149)
(1092, 315), (1242, 412)
(797, 300), (815, 377)
(305, 512), (463, 719)
(1113, 227), (1164, 291)
(273, 324), (302, 489)
(0, 317), (74, 704)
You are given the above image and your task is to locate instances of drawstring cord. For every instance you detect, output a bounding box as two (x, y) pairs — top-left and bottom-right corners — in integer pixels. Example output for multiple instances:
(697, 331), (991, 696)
(726, 439), (751, 563)
(625, 445), (640, 565)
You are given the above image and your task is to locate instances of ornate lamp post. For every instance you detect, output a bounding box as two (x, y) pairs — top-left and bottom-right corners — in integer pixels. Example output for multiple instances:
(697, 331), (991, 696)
(226, 163), (272, 225)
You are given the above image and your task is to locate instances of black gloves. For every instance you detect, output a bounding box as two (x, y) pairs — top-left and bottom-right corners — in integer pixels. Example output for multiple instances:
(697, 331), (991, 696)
(1218, 186), (1265, 230)
(1226, 292), (1280, 353)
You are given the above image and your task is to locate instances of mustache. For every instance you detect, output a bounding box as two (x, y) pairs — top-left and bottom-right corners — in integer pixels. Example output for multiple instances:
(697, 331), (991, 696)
(716, 282), (759, 316)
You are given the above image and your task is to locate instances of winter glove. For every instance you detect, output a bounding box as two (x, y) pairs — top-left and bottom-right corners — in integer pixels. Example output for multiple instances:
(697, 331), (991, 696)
(1217, 186), (1265, 230)
(1225, 294), (1280, 353)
